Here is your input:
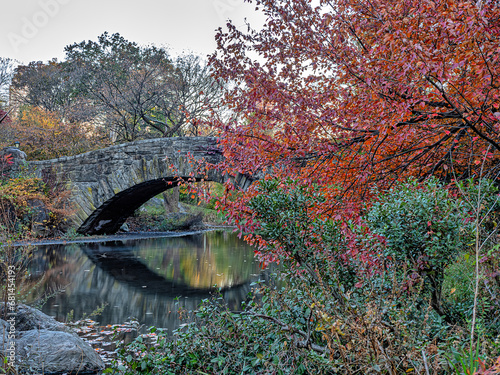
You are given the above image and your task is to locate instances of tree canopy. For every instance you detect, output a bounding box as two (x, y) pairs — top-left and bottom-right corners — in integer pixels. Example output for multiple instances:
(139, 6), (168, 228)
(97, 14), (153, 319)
(210, 0), (500, 216)
(64, 32), (226, 141)
(11, 60), (91, 123)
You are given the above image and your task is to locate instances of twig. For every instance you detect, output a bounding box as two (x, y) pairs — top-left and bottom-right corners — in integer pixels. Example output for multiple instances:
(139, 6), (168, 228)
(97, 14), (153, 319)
(422, 349), (430, 375)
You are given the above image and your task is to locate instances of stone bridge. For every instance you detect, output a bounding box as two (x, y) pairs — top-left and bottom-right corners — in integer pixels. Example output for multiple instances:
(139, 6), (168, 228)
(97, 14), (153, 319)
(27, 137), (253, 235)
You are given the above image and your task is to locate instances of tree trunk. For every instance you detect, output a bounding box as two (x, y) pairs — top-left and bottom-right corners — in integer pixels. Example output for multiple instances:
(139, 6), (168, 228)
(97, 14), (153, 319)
(162, 187), (179, 213)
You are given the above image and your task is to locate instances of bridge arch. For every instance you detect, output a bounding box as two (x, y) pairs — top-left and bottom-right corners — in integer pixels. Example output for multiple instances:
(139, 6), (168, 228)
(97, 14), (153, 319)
(28, 137), (254, 235)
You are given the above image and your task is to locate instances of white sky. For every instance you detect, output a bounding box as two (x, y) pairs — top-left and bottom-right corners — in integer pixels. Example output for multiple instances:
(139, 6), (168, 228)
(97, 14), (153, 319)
(0, 0), (266, 65)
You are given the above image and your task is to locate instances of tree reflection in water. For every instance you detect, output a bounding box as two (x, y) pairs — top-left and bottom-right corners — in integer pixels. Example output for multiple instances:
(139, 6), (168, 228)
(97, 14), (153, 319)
(25, 231), (272, 330)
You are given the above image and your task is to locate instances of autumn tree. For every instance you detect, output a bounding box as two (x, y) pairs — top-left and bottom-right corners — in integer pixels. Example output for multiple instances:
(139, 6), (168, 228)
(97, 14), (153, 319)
(210, 0), (500, 218)
(208, 0), (500, 337)
(0, 106), (109, 160)
(196, 3), (500, 370)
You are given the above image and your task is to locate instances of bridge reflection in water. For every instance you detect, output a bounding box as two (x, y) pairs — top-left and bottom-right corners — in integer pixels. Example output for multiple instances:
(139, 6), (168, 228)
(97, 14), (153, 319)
(26, 231), (272, 330)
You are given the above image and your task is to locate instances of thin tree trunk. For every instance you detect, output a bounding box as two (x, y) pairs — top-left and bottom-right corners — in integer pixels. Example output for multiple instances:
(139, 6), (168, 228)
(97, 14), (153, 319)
(163, 187), (179, 213)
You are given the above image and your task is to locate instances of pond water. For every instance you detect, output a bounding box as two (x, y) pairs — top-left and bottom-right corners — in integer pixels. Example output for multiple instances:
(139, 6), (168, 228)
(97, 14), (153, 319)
(25, 230), (269, 331)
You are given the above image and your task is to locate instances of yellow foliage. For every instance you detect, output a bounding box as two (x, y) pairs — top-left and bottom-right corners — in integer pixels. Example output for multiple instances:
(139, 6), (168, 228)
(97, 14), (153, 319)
(0, 106), (110, 160)
(0, 177), (46, 198)
(19, 106), (60, 130)
(0, 175), (74, 238)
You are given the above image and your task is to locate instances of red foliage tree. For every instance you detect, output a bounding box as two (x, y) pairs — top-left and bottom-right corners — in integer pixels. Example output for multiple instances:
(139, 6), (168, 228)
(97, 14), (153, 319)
(209, 0), (500, 221)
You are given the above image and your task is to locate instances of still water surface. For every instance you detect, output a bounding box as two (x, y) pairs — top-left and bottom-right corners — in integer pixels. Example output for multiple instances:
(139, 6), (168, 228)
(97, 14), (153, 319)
(27, 231), (267, 330)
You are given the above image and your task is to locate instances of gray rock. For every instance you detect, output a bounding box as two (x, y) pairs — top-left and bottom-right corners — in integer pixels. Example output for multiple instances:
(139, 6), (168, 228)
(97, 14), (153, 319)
(139, 197), (165, 213)
(0, 303), (71, 333)
(147, 197), (164, 208)
(16, 329), (104, 374)
(0, 304), (104, 374)
(120, 222), (130, 232)
(161, 212), (204, 231)
(0, 318), (16, 371)
(0, 318), (12, 351)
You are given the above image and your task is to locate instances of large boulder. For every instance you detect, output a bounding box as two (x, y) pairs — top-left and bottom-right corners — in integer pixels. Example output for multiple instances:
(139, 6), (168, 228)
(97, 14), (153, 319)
(16, 329), (104, 374)
(0, 304), (104, 374)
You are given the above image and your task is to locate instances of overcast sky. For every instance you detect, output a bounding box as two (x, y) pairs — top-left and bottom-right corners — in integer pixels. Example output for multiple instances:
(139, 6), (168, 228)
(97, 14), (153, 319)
(0, 0), (265, 65)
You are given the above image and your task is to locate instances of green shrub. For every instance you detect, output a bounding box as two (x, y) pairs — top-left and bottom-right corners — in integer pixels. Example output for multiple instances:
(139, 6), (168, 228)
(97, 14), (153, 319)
(109, 291), (334, 375)
(365, 177), (469, 323)
(247, 179), (350, 287)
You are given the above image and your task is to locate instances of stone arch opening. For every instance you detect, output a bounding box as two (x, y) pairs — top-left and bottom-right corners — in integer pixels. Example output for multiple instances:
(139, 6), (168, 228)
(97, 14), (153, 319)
(77, 177), (206, 235)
